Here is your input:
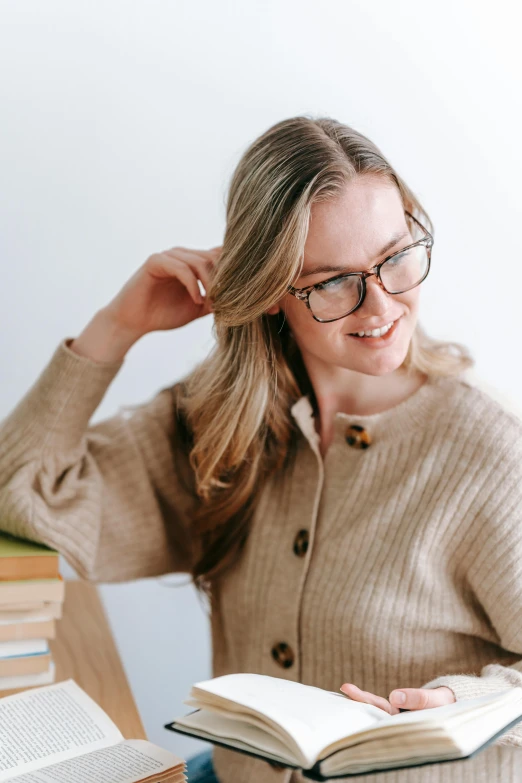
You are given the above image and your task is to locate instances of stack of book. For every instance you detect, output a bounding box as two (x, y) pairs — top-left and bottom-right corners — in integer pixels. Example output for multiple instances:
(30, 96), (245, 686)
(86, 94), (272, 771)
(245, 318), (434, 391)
(0, 531), (64, 690)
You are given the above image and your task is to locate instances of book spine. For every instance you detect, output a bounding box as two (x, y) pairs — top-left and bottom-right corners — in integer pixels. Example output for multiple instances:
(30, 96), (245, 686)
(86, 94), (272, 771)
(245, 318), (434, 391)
(0, 653), (52, 677)
(0, 660), (56, 690)
(0, 580), (65, 605)
(0, 560), (60, 582)
(0, 620), (56, 642)
(0, 602), (63, 618)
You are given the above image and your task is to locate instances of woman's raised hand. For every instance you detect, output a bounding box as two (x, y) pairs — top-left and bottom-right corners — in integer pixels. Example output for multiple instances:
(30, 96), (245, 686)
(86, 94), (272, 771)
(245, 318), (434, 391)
(105, 245), (222, 340)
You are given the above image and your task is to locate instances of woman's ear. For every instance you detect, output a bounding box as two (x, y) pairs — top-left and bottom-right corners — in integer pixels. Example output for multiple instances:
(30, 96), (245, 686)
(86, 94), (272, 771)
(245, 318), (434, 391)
(266, 303), (280, 315)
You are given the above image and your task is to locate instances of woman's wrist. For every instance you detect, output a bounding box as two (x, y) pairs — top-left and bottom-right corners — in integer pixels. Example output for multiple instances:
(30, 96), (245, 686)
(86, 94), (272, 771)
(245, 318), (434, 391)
(69, 308), (143, 364)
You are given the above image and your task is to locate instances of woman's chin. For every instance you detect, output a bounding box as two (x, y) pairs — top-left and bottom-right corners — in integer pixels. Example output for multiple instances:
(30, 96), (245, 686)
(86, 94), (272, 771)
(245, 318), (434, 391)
(343, 340), (411, 376)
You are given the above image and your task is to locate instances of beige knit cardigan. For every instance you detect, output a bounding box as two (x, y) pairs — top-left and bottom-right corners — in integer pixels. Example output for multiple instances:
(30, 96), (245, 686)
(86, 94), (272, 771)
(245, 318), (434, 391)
(1, 336), (522, 783)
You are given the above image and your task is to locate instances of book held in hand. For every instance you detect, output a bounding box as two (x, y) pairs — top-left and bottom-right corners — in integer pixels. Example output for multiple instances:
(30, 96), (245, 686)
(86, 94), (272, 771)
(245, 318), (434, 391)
(0, 679), (186, 782)
(164, 673), (522, 779)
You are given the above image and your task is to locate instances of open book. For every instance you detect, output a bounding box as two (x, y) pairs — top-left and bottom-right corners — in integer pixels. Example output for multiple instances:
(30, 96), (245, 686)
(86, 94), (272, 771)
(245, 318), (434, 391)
(0, 679), (186, 782)
(164, 673), (522, 779)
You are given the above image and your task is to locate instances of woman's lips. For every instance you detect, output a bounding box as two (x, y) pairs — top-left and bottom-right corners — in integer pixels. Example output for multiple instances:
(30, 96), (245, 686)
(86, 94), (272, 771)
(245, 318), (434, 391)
(346, 316), (402, 347)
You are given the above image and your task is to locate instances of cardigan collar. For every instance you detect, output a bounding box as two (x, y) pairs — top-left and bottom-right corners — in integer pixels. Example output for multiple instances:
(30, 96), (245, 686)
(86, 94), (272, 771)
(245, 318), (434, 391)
(289, 374), (450, 451)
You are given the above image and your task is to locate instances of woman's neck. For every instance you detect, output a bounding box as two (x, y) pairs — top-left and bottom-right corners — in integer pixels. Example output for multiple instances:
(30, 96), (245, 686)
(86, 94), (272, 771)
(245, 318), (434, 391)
(303, 362), (428, 459)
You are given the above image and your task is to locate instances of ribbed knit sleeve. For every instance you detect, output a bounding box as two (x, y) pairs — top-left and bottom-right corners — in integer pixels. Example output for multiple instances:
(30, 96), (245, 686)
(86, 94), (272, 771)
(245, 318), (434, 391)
(0, 337), (198, 582)
(422, 412), (522, 747)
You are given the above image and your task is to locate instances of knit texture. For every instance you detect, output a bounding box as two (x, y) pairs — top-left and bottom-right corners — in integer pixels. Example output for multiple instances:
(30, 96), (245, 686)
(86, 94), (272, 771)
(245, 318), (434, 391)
(1, 337), (522, 782)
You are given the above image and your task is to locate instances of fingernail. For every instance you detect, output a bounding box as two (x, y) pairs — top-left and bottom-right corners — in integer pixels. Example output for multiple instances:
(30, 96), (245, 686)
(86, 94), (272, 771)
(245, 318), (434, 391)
(391, 690), (405, 704)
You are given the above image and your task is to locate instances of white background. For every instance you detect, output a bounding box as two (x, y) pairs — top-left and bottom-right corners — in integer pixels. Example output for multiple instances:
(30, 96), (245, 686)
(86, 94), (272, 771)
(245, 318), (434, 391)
(1, 0), (521, 761)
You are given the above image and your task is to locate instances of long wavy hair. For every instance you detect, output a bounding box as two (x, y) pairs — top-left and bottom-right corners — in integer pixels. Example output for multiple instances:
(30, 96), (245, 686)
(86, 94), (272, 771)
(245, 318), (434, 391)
(175, 115), (473, 594)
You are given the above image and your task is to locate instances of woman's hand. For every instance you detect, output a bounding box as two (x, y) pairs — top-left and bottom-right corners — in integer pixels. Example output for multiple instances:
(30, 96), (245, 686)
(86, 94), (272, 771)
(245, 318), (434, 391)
(340, 683), (456, 716)
(104, 245), (222, 341)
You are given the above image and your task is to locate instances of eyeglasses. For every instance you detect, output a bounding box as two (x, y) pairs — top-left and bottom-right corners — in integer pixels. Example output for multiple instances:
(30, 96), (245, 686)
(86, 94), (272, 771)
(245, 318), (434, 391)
(287, 211), (433, 323)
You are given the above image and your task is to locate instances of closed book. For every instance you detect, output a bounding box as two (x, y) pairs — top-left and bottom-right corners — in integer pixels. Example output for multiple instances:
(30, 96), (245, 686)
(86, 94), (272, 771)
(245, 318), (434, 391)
(0, 576), (65, 606)
(0, 602), (63, 619)
(165, 673), (522, 779)
(0, 618), (55, 642)
(0, 532), (60, 581)
(0, 638), (48, 658)
(0, 651), (51, 677)
(0, 659), (55, 691)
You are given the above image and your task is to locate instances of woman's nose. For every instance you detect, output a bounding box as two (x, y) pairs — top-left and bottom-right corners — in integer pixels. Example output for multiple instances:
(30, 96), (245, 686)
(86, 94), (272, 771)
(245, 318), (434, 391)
(359, 274), (391, 314)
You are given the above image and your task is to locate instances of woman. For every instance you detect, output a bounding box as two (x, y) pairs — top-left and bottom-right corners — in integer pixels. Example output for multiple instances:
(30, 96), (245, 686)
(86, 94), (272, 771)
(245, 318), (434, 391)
(1, 116), (522, 783)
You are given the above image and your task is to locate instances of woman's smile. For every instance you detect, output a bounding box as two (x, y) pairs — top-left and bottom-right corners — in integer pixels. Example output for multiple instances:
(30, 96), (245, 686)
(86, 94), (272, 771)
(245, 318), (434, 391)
(345, 314), (402, 348)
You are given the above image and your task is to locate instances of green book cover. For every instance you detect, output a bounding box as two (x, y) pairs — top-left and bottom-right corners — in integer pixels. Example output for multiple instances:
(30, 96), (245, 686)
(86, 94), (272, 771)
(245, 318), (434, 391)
(0, 532), (58, 559)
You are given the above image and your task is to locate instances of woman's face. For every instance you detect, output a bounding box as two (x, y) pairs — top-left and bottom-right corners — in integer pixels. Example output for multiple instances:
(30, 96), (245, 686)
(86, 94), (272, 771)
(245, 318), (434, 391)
(272, 176), (422, 377)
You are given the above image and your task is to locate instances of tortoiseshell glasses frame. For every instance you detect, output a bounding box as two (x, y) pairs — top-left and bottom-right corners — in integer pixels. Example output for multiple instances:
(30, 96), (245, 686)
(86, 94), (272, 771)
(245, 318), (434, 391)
(287, 211), (434, 323)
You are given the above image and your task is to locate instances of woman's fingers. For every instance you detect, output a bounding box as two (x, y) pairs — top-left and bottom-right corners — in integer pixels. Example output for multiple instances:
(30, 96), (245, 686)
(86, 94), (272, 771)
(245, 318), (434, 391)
(389, 686), (455, 710)
(340, 683), (400, 716)
(339, 683), (456, 716)
(148, 254), (204, 306)
(163, 248), (216, 295)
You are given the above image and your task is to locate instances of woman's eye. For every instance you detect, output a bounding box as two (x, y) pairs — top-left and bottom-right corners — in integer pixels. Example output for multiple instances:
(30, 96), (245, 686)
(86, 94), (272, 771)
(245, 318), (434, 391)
(320, 275), (357, 290)
(388, 251), (408, 266)
(321, 278), (341, 290)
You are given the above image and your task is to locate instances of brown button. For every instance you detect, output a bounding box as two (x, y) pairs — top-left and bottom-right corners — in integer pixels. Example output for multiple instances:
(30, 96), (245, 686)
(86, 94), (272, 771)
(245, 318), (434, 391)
(293, 529), (309, 557)
(346, 424), (372, 449)
(271, 642), (295, 669)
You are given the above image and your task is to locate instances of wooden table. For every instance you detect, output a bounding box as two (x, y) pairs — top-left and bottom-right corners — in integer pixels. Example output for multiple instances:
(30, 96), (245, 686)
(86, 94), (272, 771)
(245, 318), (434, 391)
(4, 579), (146, 740)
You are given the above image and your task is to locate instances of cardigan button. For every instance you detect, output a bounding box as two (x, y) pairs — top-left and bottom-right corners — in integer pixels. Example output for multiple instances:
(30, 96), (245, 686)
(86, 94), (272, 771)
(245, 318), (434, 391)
(293, 529), (309, 557)
(345, 424), (372, 449)
(271, 642), (295, 669)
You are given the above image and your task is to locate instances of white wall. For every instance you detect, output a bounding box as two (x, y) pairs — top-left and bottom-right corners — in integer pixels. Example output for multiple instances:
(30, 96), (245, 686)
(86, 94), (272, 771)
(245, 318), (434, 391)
(1, 0), (521, 760)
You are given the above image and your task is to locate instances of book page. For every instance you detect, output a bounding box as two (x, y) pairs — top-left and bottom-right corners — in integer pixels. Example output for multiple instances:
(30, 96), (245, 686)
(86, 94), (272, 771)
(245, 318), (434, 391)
(319, 688), (522, 776)
(318, 688), (522, 757)
(0, 680), (123, 782)
(9, 741), (184, 783)
(173, 710), (300, 766)
(188, 673), (389, 767)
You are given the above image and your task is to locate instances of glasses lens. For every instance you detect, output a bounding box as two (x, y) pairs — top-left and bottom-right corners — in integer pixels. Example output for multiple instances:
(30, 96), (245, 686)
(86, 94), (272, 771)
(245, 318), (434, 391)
(380, 243), (429, 294)
(308, 275), (361, 321)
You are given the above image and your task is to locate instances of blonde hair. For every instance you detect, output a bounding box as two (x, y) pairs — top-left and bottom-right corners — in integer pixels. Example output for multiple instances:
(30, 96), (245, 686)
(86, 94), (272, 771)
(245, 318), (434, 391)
(176, 115), (473, 592)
